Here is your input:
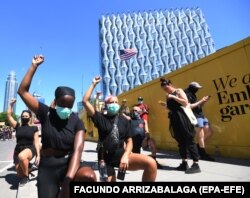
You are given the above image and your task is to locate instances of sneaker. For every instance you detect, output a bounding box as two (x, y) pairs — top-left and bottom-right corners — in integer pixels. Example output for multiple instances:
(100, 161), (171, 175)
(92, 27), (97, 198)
(198, 146), (215, 162)
(148, 155), (164, 169)
(19, 177), (29, 187)
(185, 163), (201, 174)
(200, 153), (215, 161)
(175, 161), (189, 171)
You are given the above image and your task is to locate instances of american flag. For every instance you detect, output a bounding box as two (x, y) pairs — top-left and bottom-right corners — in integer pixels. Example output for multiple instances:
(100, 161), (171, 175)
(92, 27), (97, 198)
(119, 48), (138, 60)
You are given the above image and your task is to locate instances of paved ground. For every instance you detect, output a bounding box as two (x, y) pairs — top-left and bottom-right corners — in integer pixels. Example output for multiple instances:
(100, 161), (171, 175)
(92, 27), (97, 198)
(16, 140), (250, 198)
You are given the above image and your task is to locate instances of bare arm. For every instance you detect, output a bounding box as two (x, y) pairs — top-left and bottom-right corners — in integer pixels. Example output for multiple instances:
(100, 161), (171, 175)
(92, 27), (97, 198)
(34, 131), (40, 166)
(122, 113), (131, 121)
(144, 120), (149, 134)
(82, 77), (102, 117)
(60, 130), (85, 198)
(18, 55), (44, 114)
(168, 88), (189, 106)
(7, 99), (17, 128)
(120, 137), (133, 171)
(65, 130), (85, 180)
(190, 96), (209, 109)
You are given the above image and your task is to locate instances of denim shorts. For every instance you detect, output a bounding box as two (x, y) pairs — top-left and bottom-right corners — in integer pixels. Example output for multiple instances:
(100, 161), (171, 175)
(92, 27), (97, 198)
(196, 117), (209, 128)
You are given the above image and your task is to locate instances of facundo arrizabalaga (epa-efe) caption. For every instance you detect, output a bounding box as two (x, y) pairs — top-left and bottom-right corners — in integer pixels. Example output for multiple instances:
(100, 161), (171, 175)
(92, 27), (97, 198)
(71, 183), (246, 195)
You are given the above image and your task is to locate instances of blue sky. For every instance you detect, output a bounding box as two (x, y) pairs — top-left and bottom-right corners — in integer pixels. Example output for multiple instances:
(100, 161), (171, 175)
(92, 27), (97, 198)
(0, 0), (249, 115)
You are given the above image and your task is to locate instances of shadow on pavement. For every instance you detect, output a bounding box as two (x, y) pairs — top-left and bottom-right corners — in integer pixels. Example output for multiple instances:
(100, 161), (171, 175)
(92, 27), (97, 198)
(7, 165), (16, 172)
(212, 156), (250, 167)
(0, 173), (19, 190)
(84, 149), (97, 153)
(155, 149), (250, 167)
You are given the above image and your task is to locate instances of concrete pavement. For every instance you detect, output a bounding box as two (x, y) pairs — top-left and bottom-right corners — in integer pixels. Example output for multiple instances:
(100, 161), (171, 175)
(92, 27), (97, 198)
(17, 140), (250, 198)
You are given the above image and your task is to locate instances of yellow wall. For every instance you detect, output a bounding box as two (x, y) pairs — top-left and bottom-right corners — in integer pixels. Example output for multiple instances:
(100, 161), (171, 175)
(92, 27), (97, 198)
(85, 37), (250, 159)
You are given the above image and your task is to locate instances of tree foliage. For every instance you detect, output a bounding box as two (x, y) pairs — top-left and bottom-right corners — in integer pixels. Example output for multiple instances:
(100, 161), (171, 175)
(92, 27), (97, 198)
(0, 112), (18, 125)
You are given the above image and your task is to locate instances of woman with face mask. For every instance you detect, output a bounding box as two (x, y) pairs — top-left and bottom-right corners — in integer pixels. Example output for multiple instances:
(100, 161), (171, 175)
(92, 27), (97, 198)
(83, 76), (157, 182)
(7, 98), (40, 186)
(18, 55), (96, 198)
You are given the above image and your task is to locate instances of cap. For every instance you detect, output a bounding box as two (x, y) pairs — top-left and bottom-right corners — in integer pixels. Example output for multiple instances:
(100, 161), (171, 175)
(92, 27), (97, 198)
(138, 96), (143, 101)
(189, 82), (202, 89)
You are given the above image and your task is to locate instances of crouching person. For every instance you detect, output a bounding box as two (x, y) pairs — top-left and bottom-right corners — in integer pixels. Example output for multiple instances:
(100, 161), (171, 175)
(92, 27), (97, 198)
(82, 76), (157, 182)
(18, 54), (96, 198)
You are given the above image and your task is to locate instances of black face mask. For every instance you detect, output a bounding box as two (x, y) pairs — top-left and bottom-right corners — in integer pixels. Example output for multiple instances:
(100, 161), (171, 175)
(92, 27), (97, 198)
(131, 112), (141, 120)
(21, 118), (30, 125)
(188, 86), (199, 94)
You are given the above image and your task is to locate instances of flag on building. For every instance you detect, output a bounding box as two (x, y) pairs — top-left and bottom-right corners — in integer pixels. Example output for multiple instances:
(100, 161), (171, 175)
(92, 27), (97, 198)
(119, 48), (138, 60)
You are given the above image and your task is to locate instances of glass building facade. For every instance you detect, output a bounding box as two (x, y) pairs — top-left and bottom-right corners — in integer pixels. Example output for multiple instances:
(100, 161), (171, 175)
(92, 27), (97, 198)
(99, 8), (216, 97)
(3, 71), (18, 113)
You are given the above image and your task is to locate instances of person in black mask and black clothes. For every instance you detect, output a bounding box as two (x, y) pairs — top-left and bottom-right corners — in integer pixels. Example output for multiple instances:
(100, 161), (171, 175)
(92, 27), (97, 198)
(184, 82), (215, 161)
(18, 55), (96, 198)
(123, 105), (163, 169)
(7, 98), (40, 186)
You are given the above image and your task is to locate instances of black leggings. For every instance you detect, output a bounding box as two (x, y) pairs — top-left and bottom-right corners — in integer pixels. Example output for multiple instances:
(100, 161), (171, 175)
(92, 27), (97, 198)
(37, 156), (69, 198)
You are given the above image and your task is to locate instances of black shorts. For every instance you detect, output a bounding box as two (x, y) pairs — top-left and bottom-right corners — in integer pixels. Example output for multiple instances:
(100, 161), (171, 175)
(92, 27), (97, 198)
(13, 144), (36, 165)
(132, 134), (145, 154)
(103, 148), (125, 177)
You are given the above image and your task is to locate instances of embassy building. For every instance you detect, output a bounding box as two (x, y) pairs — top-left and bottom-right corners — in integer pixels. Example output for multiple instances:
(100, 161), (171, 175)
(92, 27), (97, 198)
(99, 7), (216, 97)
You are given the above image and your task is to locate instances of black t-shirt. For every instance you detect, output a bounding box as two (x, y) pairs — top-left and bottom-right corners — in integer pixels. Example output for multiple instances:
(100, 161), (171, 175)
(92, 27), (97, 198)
(36, 102), (85, 151)
(15, 124), (38, 146)
(92, 111), (131, 146)
(184, 89), (204, 118)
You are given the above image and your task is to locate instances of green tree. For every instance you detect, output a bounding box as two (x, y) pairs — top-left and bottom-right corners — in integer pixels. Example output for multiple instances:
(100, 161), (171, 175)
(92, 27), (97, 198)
(0, 112), (18, 125)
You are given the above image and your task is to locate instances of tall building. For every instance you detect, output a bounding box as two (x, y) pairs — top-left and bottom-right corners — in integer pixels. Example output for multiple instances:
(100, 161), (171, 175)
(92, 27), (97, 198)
(3, 71), (18, 113)
(99, 8), (216, 97)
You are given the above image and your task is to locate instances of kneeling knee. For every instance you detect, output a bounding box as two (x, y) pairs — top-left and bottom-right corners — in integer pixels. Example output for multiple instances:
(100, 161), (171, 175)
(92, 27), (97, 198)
(145, 156), (157, 170)
(74, 167), (97, 182)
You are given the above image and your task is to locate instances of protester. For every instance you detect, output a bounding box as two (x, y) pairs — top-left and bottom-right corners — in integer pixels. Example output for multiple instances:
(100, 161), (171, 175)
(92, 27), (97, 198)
(119, 99), (130, 116)
(18, 55), (96, 198)
(7, 98), (40, 186)
(93, 91), (103, 112)
(126, 105), (163, 169)
(160, 78), (201, 174)
(136, 97), (150, 135)
(184, 82), (215, 161)
(82, 76), (157, 182)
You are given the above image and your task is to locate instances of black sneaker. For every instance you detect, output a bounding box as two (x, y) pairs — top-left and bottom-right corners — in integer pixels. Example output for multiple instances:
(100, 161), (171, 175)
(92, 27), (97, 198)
(19, 177), (29, 187)
(185, 163), (201, 174)
(200, 153), (215, 161)
(175, 161), (189, 171)
(148, 155), (164, 169)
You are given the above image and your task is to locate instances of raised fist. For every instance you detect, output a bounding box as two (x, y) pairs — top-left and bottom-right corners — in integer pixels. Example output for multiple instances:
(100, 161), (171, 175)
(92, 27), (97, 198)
(32, 55), (44, 66)
(92, 76), (102, 84)
(10, 98), (16, 105)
